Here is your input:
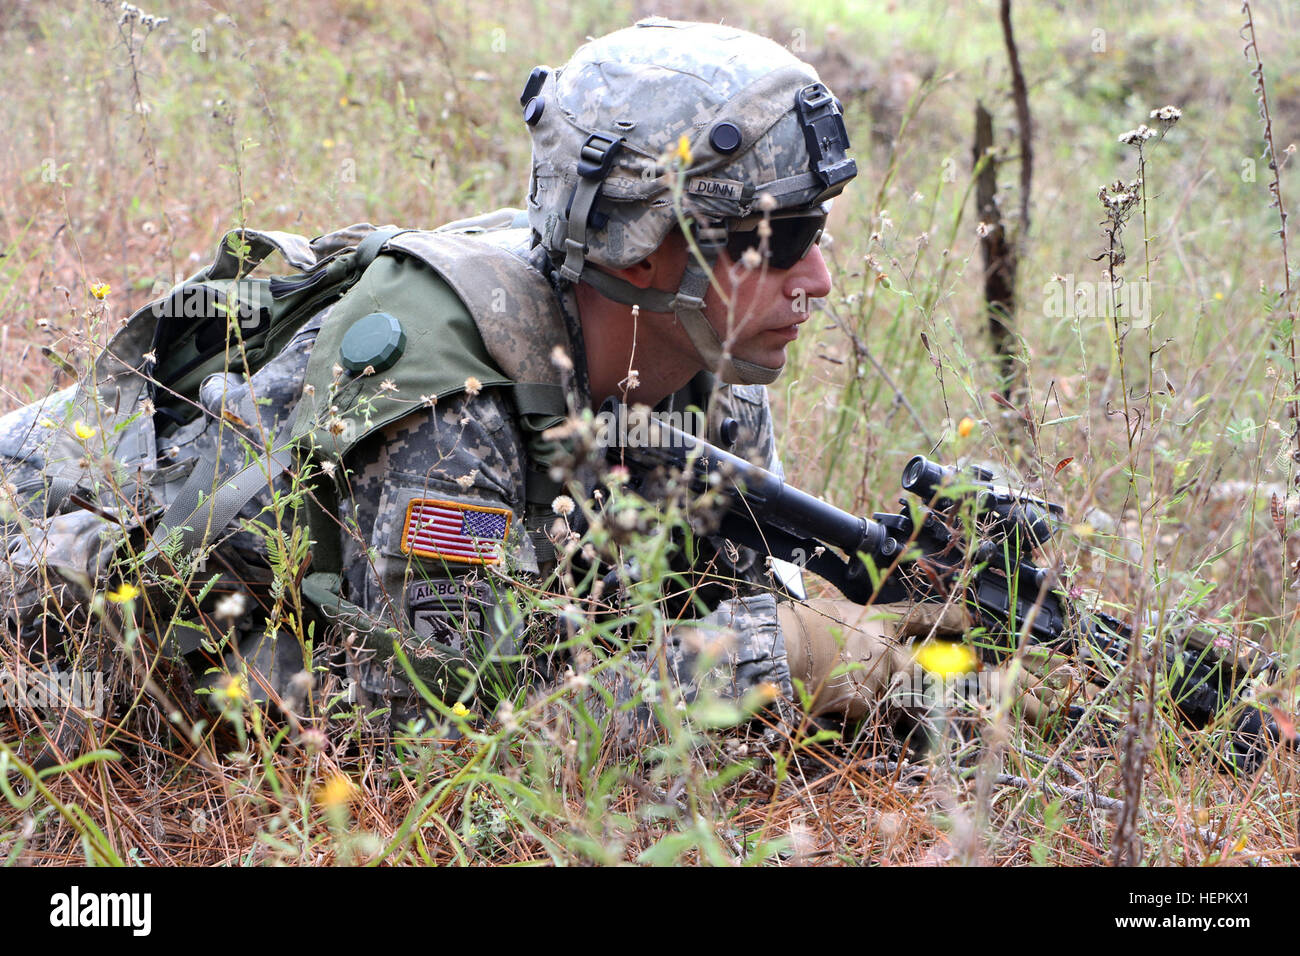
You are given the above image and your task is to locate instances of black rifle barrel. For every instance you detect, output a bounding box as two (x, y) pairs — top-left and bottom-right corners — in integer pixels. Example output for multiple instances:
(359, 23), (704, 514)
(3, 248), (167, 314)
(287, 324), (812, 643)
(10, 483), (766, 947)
(602, 400), (897, 562)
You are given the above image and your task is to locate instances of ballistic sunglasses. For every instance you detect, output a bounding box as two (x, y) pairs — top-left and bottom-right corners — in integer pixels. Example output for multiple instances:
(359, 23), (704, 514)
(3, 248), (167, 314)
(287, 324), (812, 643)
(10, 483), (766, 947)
(724, 207), (827, 270)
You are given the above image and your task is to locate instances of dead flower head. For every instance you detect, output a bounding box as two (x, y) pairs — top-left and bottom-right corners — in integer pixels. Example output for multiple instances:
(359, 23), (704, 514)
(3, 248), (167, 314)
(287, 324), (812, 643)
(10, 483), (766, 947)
(1117, 125), (1155, 147)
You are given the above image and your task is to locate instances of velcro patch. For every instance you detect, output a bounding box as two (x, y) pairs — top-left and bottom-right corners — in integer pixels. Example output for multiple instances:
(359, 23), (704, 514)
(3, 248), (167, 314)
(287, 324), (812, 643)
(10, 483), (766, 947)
(408, 578), (490, 653)
(401, 498), (512, 565)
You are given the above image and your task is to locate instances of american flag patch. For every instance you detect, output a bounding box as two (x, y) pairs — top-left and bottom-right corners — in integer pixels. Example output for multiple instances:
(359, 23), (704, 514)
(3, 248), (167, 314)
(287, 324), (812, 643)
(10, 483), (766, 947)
(401, 498), (512, 565)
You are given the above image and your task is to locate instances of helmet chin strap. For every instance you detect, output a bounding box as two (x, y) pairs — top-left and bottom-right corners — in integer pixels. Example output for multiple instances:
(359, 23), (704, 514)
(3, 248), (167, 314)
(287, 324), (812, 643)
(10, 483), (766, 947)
(576, 236), (784, 387)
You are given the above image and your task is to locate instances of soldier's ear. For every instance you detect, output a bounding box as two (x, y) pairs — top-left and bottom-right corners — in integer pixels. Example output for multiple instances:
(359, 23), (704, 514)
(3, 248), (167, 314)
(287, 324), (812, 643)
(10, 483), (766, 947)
(611, 255), (657, 290)
(607, 229), (687, 292)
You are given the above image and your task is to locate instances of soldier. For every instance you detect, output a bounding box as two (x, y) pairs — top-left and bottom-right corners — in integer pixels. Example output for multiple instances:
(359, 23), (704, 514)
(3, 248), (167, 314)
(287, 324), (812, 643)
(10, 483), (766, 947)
(315, 17), (964, 728)
(0, 18), (989, 752)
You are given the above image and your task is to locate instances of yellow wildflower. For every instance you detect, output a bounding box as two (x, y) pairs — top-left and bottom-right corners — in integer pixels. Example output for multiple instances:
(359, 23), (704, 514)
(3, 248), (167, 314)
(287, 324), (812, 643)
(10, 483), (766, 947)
(957, 416), (976, 438)
(221, 674), (248, 702)
(914, 640), (978, 677)
(451, 701), (472, 718)
(73, 420), (97, 441)
(106, 582), (141, 604)
(89, 282), (111, 300)
(317, 774), (356, 808)
(674, 134), (693, 166)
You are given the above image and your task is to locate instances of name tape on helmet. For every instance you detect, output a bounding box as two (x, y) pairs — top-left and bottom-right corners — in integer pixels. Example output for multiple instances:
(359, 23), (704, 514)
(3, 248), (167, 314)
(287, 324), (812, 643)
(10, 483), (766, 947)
(687, 178), (746, 201)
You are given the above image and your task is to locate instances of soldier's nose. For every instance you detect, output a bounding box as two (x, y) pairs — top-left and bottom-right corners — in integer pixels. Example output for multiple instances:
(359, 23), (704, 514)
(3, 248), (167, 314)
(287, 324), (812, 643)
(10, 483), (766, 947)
(784, 244), (832, 301)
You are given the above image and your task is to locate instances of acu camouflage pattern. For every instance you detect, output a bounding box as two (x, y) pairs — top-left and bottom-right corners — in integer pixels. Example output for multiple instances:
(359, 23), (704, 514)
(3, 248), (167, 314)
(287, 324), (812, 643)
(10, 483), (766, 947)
(0, 214), (795, 719)
(526, 17), (831, 270)
(315, 222), (793, 712)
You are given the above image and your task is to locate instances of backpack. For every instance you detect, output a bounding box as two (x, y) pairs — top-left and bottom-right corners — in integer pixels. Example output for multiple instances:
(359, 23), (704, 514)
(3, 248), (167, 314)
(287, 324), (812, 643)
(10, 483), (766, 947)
(0, 212), (573, 704)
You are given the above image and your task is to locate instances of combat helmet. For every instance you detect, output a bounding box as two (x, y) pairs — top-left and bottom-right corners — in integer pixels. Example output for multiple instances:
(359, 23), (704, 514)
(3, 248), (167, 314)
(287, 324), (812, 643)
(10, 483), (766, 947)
(521, 17), (857, 385)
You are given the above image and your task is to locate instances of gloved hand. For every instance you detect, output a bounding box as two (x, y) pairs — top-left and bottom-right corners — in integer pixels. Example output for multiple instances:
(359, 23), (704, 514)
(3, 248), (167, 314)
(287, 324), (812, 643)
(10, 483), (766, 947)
(779, 598), (1081, 725)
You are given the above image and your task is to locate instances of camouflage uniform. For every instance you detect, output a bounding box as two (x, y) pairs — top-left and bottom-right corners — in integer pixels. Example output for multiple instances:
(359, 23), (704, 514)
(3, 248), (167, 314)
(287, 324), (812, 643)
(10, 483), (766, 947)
(1, 17), (854, 727)
(324, 246), (794, 712)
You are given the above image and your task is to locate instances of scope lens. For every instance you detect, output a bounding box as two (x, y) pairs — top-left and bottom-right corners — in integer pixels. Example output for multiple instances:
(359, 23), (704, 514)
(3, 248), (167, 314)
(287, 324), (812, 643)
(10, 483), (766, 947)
(902, 456), (925, 489)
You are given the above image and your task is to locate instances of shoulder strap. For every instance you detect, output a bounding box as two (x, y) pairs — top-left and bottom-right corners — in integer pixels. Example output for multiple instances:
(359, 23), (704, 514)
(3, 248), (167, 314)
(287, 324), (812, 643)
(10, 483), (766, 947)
(384, 230), (569, 392)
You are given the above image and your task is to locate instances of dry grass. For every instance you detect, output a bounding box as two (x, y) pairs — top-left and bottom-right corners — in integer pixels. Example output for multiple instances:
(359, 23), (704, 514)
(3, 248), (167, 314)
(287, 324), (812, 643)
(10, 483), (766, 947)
(1, 0), (1299, 866)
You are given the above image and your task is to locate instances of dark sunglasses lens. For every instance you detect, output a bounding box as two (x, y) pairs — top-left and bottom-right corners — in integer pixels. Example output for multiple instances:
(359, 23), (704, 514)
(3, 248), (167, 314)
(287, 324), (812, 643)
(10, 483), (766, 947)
(726, 215), (825, 269)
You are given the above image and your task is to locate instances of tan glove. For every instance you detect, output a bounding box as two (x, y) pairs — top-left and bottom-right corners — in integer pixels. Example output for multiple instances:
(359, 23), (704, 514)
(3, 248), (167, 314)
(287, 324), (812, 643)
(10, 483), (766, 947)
(780, 598), (1078, 725)
(778, 599), (912, 719)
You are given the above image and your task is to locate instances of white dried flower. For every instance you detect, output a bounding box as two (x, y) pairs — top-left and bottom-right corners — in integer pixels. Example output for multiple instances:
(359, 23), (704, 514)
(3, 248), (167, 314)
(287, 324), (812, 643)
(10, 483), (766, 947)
(740, 247), (762, 270)
(1149, 105), (1181, 124)
(1118, 125), (1155, 146)
(297, 728), (328, 751)
(464, 376), (482, 397)
(496, 700), (518, 732)
(551, 494), (575, 517)
(756, 192), (777, 212)
(288, 670), (313, 696)
(550, 345), (573, 371)
(213, 590), (247, 623)
(455, 470), (478, 490)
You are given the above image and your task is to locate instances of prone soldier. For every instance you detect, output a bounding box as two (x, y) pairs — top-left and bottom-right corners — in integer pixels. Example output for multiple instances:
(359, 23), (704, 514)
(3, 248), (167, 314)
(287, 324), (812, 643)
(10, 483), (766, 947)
(0, 18), (1056, 758)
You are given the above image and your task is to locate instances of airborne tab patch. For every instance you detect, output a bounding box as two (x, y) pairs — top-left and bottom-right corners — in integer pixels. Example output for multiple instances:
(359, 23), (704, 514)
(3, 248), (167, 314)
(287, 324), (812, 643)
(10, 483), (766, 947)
(401, 498), (512, 565)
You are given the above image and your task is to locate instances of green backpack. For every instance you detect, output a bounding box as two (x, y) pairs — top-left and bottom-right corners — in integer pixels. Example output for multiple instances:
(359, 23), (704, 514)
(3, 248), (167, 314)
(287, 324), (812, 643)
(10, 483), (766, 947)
(0, 212), (571, 709)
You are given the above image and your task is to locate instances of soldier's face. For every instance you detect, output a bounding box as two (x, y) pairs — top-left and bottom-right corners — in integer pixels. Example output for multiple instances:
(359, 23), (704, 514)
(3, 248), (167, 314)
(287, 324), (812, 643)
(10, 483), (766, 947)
(605, 228), (834, 378)
(701, 239), (833, 372)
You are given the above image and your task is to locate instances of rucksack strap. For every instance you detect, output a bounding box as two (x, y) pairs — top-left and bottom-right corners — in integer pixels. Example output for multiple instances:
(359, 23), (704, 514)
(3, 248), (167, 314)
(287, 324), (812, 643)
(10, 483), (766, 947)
(140, 434), (298, 564)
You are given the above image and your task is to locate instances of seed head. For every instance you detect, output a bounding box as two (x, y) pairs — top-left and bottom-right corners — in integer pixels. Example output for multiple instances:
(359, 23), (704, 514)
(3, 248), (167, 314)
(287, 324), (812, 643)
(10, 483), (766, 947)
(1118, 125), (1155, 146)
(1149, 105), (1182, 126)
(550, 345), (573, 371)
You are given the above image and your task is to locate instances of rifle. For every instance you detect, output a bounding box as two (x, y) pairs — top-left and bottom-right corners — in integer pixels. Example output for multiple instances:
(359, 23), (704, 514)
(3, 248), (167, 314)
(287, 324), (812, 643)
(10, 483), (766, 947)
(601, 401), (1288, 773)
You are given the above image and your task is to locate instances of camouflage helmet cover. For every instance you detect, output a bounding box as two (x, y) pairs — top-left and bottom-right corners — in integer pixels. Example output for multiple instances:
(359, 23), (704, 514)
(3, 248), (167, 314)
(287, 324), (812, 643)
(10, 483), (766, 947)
(524, 17), (857, 272)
